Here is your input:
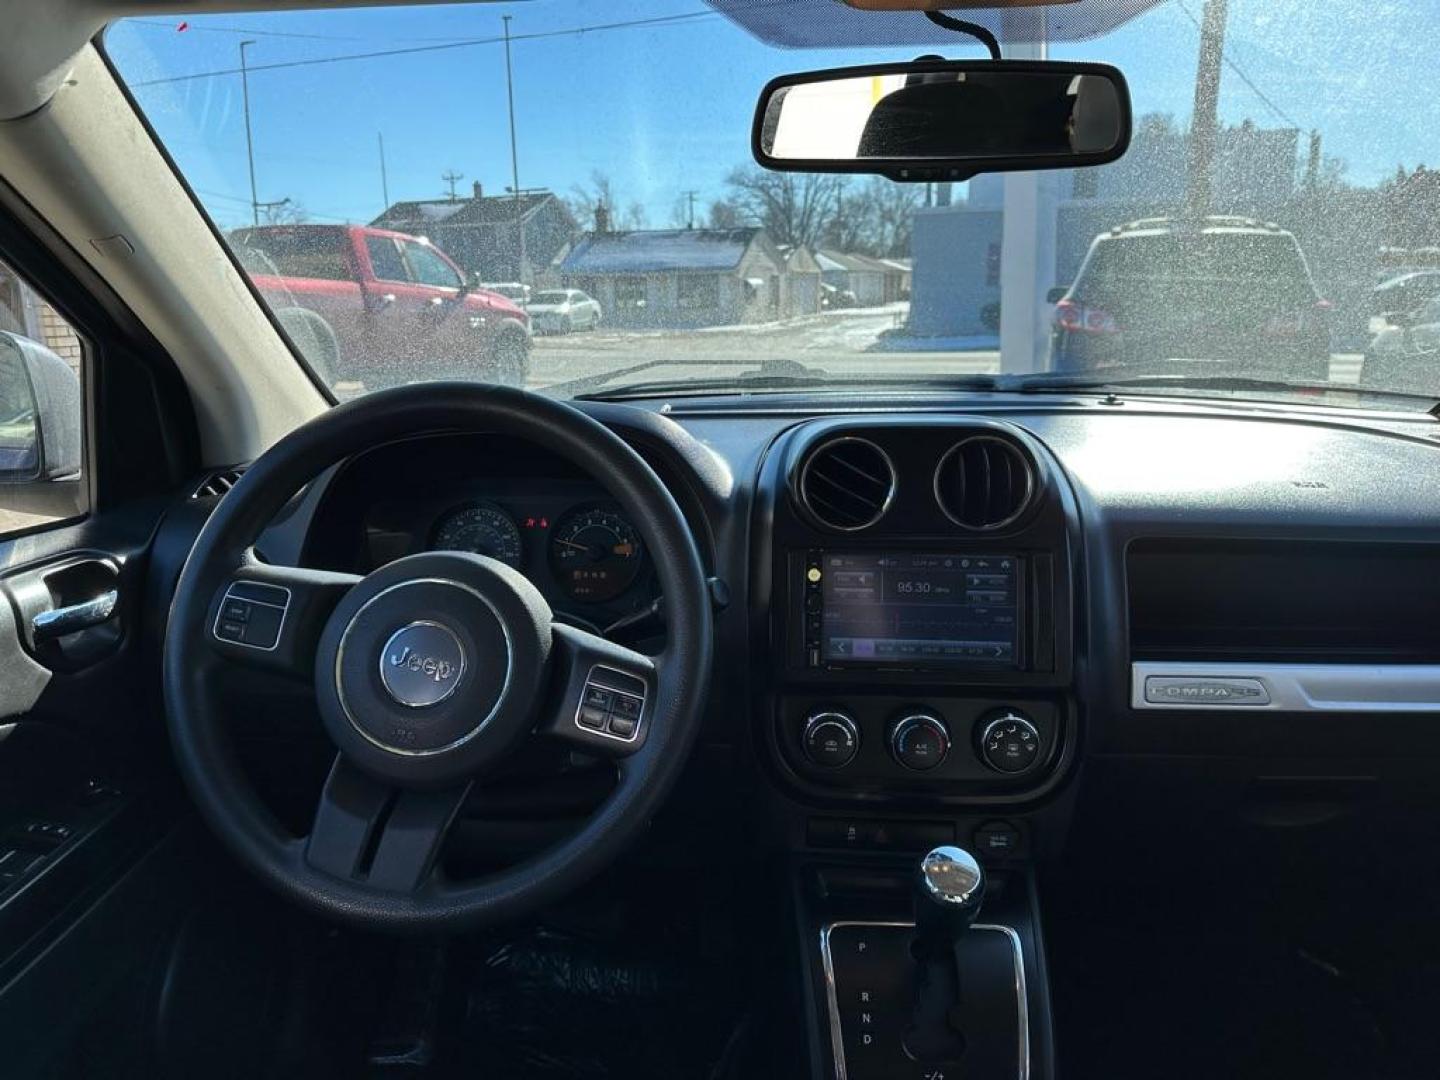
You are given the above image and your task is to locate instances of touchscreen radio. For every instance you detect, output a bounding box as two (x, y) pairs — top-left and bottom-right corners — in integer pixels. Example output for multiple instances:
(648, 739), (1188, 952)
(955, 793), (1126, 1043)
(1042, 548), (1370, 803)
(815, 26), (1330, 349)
(803, 551), (1022, 669)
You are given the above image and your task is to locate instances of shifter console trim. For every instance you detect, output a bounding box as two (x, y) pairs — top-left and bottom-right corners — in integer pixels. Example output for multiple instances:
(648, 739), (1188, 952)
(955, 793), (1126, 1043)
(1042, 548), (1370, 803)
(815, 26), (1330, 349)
(819, 920), (1029, 1080)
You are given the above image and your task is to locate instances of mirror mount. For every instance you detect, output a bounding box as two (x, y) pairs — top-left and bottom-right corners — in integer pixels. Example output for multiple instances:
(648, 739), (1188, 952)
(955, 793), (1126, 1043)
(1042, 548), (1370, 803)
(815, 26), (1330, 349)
(923, 10), (1000, 60)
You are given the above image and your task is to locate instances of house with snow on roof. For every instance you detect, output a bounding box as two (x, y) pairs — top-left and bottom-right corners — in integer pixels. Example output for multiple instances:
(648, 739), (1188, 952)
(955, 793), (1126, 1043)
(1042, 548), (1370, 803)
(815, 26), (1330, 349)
(372, 182), (576, 285)
(559, 226), (818, 329)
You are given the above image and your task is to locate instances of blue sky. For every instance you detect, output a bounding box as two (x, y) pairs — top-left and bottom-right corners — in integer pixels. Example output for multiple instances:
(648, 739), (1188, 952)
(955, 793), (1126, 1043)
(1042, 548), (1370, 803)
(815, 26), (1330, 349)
(105, 0), (1440, 231)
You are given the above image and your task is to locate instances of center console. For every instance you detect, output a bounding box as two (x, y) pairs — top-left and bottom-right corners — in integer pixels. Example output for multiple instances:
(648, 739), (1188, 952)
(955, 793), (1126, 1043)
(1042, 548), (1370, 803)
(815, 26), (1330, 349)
(752, 417), (1078, 1079)
(757, 418), (1076, 807)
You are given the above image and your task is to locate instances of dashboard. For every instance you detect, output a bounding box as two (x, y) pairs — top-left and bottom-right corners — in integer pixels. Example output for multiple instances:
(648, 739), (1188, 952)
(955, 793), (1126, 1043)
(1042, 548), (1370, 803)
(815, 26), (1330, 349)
(262, 389), (1440, 860)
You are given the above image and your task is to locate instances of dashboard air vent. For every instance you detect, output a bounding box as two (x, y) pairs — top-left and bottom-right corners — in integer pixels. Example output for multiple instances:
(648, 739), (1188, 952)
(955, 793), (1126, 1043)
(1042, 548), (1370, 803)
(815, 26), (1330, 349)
(934, 435), (1035, 530)
(797, 437), (896, 531)
(190, 466), (247, 500)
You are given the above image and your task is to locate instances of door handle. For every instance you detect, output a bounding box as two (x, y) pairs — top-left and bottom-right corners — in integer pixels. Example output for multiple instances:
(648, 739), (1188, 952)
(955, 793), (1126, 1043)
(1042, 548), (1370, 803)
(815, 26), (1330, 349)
(32, 589), (119, 643)
(378, 293), (397, 308)
(426, 296), (445, 308)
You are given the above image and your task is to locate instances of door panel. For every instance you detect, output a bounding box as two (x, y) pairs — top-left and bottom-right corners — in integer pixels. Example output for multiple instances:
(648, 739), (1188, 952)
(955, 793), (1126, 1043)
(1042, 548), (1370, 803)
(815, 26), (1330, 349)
(0, 190), (202, 1077)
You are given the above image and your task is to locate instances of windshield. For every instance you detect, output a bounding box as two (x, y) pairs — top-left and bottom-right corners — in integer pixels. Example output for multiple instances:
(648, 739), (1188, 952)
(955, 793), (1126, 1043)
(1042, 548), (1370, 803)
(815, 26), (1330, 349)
(106, 1), (1440, 408)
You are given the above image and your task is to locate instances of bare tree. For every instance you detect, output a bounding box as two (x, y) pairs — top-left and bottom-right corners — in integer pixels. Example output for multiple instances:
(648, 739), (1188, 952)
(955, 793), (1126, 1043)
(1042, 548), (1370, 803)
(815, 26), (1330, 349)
(259, 199), (309, 225)
(724, 166), (847, 249)
(567, 171), (620, 231)
(621, 201), (649, 230)
(567, 171), (648, 232)
(859, 178), (923, 258)
(668, 193), (692, 229)
(707, 198), (746, 229)
(815, 177), (921, 257)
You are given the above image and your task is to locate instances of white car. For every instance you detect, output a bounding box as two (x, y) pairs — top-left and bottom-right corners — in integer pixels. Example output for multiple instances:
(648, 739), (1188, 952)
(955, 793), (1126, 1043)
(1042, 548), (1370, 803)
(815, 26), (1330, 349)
(529, 289), (602, 334)
(478, 281), (531, 306)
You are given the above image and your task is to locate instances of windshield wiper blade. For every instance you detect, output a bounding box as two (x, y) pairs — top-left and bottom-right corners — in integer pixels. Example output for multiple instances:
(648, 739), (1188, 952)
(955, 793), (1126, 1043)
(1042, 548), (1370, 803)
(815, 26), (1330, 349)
(575, 370), (1012, 401)
(578, 372), (835, 399)
(548, 356), (822, 399)
(1019, 373), (1439, 406)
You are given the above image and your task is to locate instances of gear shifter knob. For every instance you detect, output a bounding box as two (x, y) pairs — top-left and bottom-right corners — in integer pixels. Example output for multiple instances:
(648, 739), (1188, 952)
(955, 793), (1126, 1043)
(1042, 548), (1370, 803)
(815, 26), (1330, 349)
(914, 845), (985, 949)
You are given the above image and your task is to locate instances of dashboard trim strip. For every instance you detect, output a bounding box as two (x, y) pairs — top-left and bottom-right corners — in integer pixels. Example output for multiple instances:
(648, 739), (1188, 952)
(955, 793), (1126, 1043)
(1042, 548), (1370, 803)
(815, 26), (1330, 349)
(1131, 662), (1440, 712)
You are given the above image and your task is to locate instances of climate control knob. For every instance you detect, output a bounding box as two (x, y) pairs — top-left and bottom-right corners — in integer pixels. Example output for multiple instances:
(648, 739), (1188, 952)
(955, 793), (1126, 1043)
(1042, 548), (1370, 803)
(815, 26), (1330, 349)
(802, 711), (860, 769)
(978, 710), (1042, 774)
(889, 712), (950, 771)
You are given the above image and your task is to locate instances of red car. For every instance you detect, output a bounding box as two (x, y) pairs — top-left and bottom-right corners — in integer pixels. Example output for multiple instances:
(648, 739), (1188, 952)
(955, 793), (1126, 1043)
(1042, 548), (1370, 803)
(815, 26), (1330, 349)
(231, 224), (531, 388)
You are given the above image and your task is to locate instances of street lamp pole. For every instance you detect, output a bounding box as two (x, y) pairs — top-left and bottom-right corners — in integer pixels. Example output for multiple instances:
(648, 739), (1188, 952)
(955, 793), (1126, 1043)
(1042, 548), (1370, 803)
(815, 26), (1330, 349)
(239, 40), (259, 227)
(502, 16), (527, 284)
(378, 132), (390, 212)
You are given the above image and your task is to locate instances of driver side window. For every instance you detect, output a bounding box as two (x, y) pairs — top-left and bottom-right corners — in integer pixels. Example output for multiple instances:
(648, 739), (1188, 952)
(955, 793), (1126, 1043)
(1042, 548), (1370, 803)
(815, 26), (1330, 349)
(0, 258), (85, 536)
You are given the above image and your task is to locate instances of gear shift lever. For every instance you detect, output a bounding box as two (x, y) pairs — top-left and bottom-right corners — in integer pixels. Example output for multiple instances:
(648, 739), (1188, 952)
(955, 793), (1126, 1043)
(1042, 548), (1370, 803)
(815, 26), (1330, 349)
(905, 846), (985, 1063)
(914, 845), (986, 954)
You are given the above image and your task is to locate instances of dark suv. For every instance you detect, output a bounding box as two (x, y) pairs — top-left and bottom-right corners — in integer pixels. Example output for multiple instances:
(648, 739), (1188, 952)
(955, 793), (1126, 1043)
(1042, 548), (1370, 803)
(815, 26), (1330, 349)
(1050, 216), (1332, 379)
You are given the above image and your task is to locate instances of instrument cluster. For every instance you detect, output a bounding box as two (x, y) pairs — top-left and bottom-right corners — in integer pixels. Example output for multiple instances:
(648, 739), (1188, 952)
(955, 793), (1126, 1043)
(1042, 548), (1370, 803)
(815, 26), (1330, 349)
(360, 483), (655, 627)
(428, 500), (644, 604)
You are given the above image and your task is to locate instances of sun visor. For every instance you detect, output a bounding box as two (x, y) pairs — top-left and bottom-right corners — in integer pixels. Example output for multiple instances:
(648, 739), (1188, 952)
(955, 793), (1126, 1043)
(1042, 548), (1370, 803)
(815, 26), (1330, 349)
(704, 0), (1166, 47)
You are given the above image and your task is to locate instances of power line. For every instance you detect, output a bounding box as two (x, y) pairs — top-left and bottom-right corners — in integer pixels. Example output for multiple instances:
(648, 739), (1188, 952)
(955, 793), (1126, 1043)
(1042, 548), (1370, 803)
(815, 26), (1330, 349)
(127, 15), (547, 46)
(130, 18), (375, 42)
(1176, 0), (1302, 131)
(127, 8), (756, 88)
(194, 187), (356, 222)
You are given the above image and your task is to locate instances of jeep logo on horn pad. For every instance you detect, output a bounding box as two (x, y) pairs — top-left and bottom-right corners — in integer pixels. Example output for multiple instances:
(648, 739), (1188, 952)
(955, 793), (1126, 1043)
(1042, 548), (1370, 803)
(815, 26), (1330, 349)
(379, 622), (466, 708)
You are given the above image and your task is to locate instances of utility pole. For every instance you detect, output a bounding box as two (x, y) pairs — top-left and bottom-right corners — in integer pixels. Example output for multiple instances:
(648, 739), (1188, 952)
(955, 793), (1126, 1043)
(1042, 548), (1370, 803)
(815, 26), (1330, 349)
(1185, 0), (1228, 219)
(441, 169), (464, 201)
(502, 15), (527, 284)
(1305, 129), (1322, 193)
(378, 132), (390, 211)
(682, 189), (698, 229)
(239, 40), (259, 227)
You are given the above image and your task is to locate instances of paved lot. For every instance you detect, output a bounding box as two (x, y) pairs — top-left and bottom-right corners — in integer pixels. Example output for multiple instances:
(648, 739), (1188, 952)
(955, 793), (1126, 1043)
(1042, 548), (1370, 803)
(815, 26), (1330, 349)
(527, 304), (1364, 392)
(331, 303), (1366, 396)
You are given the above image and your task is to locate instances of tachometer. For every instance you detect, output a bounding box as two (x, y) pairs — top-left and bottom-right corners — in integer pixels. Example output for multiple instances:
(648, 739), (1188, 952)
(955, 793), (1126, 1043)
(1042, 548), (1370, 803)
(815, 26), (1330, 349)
(549, 506), (643, 602)
(431, 502), (523, 566)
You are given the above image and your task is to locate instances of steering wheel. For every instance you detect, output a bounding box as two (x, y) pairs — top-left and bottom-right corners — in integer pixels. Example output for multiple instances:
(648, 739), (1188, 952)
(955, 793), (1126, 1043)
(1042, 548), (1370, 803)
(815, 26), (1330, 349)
(163, 384), (713, 933)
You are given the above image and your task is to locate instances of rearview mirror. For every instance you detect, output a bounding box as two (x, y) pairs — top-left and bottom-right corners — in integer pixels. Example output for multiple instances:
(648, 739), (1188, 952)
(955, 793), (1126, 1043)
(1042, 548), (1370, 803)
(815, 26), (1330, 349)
(753, 60), (1131, 181)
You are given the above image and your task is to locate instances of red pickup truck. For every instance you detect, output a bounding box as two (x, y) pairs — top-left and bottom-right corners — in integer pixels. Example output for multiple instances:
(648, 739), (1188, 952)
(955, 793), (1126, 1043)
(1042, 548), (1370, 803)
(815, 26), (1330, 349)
(230, 224), (531, 388)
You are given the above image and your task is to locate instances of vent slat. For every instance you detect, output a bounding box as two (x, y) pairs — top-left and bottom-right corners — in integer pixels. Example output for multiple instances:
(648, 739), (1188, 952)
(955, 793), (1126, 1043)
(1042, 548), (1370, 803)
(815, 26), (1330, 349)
(190, 467), (247, 501)
(936, 436), (1033, 530)
(798, 438), (895, 531)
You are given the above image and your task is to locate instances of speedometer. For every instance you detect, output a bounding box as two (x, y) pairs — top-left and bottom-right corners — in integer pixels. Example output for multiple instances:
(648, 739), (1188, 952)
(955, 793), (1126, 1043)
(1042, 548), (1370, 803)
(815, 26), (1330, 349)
(431, 502), (523, 566)
(549, 506), (643, 602)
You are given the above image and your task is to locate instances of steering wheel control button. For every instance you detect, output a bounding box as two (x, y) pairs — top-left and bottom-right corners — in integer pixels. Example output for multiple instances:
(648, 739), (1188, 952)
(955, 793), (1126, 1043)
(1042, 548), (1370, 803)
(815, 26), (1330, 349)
(379, 621), (467, 708)
(606, 713), (638, 738)
(574, 666), (647, 743)
(978, 711), (1042, 774)
(212, 582), (290, 650)
(583, 684), (615, 711)
(802, 711), (860, 768)
(889, 712), (950, 771)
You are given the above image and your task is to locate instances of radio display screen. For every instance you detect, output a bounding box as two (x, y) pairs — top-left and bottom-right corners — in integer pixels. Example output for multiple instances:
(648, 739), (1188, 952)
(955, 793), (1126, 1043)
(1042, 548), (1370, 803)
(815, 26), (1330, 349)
(818, 552), (1020, 666)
